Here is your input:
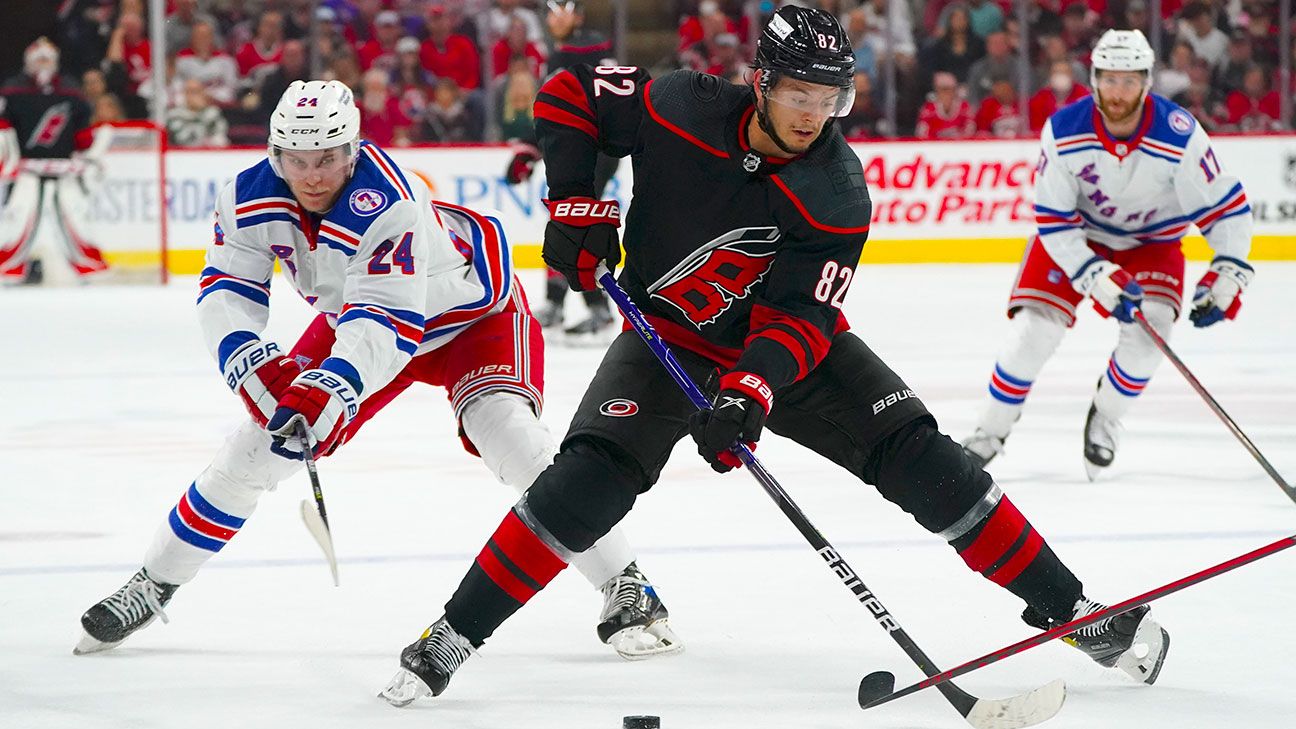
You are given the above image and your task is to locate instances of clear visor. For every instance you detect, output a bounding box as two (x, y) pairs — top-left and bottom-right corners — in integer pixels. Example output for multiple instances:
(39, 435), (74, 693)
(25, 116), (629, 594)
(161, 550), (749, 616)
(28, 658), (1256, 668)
(765, 83), (856, 118)
(272, 145), (353, 177)
(1093, 70), (1149, 93)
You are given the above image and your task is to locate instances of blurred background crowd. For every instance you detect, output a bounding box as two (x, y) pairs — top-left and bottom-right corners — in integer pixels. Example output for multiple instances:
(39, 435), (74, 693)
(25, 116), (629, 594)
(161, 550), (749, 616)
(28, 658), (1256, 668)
(2, 0), (1292, 148)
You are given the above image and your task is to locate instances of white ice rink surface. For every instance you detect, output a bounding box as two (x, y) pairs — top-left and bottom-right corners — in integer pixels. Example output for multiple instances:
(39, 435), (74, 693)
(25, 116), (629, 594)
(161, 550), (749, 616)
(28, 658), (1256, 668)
(3, 264), (1294, 729)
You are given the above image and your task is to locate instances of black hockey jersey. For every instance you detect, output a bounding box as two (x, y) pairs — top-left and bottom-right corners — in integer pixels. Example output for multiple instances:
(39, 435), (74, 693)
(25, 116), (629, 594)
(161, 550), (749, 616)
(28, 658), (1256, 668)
(0, 74), (93, 159)
(535, 66), (871, 389)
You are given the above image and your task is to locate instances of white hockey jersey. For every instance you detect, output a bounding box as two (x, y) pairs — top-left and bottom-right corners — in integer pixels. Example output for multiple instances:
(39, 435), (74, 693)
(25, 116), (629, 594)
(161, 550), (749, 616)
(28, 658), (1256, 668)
(197, 141), (514, 400)
(1034, 93), (1252, 282)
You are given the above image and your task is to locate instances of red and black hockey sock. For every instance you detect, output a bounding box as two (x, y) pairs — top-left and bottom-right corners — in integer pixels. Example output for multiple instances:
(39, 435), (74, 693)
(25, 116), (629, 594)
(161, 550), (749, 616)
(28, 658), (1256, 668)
(445, 507), (570, 646)
(948, 498), (1082, 621)
(862, 420), (1082, 621)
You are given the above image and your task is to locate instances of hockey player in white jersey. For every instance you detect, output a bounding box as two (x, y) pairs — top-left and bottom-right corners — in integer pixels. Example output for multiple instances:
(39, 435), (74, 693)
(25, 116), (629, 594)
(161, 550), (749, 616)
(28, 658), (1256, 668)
(962, 29), (1254, 479)
(73, 80), (682, 661)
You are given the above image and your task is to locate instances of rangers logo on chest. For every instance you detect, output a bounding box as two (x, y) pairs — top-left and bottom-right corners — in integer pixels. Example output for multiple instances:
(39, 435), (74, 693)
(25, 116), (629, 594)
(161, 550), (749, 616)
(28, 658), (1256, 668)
(647, 227), (780, 327)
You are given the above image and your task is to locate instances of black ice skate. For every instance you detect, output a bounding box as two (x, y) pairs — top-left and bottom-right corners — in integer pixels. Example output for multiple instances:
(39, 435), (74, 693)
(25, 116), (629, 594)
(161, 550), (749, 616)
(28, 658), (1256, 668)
(1083, 403), (1121, 481)
(379, 617), (475, 707)
(961, 428), (1006, 470)
(597, 562), (683, 660)
(74, 568), (179, 655)
(535, 304), (564, 329)
(1023, 598), (1170, 685)
(563, 307), (615, 345)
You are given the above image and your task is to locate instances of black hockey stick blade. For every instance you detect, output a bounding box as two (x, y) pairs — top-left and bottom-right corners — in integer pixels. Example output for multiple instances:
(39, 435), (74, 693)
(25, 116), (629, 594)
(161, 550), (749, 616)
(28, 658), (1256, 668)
(859, 671), (1065, 729)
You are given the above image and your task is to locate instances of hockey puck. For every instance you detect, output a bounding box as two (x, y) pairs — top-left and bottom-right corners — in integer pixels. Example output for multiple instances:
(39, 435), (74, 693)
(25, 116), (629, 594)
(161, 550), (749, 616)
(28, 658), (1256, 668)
(622, 716), (660, 729)
(857, 671), (896, 708)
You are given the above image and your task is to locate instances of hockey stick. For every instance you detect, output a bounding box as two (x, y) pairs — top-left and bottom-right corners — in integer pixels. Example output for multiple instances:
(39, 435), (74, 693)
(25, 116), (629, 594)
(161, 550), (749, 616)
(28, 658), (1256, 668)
(297, 423), (340, 587)
(1132, 310), (1294, 502)
(596, 264), (1065, 729)
(859, 530), (1296, 710)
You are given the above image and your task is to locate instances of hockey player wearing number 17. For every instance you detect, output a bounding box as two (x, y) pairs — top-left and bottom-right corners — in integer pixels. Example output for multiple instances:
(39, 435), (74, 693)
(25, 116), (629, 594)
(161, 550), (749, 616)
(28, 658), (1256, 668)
(73, 80), (682, 662)
(963, 30), (1255, 480)
(378, 7), (1171, 708)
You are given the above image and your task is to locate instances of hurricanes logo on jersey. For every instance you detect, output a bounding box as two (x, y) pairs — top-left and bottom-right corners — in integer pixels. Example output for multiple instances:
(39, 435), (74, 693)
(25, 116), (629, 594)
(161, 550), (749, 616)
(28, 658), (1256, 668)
(28, 102), (72, 148)
(647, 227), (779, 328)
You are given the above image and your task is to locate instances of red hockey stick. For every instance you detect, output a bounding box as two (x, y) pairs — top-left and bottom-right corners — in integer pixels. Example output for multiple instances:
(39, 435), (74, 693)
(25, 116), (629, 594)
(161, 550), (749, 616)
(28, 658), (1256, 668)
(858, 531), (1296, 710)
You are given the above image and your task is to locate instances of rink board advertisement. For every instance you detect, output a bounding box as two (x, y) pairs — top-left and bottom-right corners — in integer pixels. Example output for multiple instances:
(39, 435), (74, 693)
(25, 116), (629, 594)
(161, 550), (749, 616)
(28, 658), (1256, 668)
(82, 136), (1296, 273)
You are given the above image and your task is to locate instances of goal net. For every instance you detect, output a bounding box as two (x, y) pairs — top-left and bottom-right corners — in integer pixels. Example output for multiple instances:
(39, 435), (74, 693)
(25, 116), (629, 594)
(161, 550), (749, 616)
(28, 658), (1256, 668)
(84, 120), (170, 284)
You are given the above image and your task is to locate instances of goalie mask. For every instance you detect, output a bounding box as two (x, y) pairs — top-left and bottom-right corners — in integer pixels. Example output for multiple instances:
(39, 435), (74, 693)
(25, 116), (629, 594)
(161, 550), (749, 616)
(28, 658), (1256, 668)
(268, 80), (361, 178)
(24, 37), (60, 87)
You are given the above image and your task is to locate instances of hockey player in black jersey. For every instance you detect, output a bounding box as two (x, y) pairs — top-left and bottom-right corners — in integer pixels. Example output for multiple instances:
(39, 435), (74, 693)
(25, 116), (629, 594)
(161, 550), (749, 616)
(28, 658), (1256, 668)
(378, 7), (1171, 706)
(505, 0), (618, 340)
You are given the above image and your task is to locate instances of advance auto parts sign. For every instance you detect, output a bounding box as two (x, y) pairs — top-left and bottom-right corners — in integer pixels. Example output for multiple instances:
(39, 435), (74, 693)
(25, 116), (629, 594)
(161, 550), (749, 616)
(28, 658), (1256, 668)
(855, 139), (1037, 238)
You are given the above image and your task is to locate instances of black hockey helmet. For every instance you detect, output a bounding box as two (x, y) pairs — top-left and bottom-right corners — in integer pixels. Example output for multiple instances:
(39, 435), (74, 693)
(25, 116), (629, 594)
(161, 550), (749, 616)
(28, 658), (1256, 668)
(754, 6), (855, 91)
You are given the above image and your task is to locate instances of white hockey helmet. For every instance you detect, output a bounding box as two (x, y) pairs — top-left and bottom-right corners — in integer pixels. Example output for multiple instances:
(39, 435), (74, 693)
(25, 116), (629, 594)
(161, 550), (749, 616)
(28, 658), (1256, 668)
(268, 80), (361, 176)
(1090, 29), (1154, 79)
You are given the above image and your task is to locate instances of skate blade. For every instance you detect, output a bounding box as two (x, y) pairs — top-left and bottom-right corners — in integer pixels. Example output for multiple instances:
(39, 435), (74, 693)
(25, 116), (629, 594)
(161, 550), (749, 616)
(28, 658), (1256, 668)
(608, 620), (685, 661)
(1117, 625), (1171, 685)
(1083, 457), (1107, 482)
(378, 668), (432, 707)
(73, 631), (121, 655)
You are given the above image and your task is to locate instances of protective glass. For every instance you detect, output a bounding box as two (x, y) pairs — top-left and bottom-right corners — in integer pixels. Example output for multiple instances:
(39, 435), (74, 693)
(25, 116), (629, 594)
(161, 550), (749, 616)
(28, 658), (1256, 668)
(765, 82), (856, 118)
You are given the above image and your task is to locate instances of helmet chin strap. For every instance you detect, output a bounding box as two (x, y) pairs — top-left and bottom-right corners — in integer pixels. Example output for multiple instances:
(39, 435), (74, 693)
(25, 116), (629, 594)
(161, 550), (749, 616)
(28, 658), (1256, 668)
(755, 95), (803, 156)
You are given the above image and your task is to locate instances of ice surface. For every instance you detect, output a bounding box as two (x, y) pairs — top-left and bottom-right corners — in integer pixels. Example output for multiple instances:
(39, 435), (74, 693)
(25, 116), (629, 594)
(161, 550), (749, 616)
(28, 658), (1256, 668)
(3, 265), (1293, 729)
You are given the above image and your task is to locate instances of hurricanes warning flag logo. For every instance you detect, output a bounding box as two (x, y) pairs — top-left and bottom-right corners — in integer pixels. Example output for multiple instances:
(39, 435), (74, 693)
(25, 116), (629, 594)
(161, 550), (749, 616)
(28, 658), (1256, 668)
(648, 227), (779, 327)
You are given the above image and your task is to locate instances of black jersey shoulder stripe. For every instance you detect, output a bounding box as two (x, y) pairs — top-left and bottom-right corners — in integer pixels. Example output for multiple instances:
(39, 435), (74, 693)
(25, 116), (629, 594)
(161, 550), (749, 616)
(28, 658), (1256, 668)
(770, 173), (870, 235)
(642, 80), (730, 159)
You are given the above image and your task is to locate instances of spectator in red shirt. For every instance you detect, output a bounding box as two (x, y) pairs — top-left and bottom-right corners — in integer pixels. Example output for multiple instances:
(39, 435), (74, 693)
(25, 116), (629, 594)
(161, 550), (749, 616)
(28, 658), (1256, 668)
(1029, 59), (1089, 132)
(110, 11), (151, 96)
(975, 79), (1026, 138)
(357, 10), (403, 72)
(392, 36), (436, 119)
(678, 0), (738, 52)
(491, 15), (547, 80)
(1224, 63), (1284, 132)
(421, 4), (481, 91)
(359, 68), (413, 147)
(345, 0), (384, 47)
(236, 11), (285, 84)
(915, 71), (976, 139)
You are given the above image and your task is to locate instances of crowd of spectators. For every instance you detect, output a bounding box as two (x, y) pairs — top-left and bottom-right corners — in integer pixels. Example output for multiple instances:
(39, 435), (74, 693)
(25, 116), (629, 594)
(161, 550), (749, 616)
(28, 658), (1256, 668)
(18, 0), (1293, 148)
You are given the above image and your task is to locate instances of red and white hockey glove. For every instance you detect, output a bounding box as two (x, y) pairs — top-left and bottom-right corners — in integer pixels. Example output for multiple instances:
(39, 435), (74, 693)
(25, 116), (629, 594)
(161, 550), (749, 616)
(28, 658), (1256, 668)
(266, 368), (361, 459)
(542, 197), (621, 291)
(222, 340), (302, 427)
(1189, 256), (1253, 328)
(1073, 259), (1143, 323)
(688, 371), (774, 474)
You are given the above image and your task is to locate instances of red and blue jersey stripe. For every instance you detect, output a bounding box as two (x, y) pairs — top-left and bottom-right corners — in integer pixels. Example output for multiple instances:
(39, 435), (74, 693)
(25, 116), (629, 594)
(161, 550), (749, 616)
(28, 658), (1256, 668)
(1035, 204), (1084, 236)
(422, 202), (513, 342)
(1193, 182), (1250, 235)
(359, 142), (413, 201)
(197, 266), (271, 307)
(338, 302), (425, 355)
(168, 483), (246, 553)
(318, 219), (362, 256)
(234, 196), (300, 227)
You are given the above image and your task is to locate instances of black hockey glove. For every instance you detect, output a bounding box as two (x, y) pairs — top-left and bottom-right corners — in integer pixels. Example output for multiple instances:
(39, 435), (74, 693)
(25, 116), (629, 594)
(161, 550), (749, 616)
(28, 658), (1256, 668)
(689, 371), (774, 474)
(504, 142), (540, 185)
(543, 197), (621, 291)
